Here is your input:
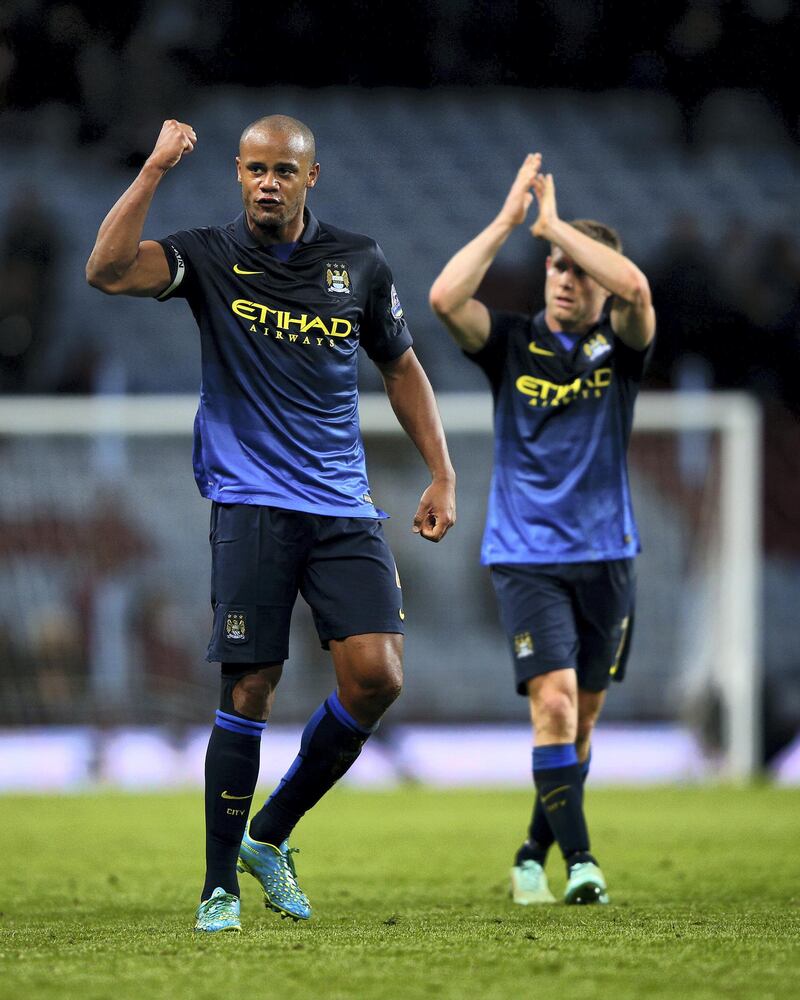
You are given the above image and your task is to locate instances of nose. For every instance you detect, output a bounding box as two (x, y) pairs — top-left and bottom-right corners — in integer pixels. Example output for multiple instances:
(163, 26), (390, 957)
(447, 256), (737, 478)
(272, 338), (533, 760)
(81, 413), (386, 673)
(259, 171), (278, 189)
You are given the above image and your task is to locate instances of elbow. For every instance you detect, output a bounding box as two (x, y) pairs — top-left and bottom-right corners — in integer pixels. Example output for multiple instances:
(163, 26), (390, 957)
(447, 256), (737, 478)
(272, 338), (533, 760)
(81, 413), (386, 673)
(626, 274), (652, 312)
(428, 283), (453, 319)
(86, 269), (106, 293)
(86, 259), (120, 295)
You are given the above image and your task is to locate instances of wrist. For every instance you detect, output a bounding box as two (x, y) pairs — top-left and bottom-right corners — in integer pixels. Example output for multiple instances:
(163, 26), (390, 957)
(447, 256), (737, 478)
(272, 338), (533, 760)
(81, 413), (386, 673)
(491, 215), (517, 237)
(430, 466), (456, 485)
(535, 215), (565, 244)
(141, 159), (170, 181)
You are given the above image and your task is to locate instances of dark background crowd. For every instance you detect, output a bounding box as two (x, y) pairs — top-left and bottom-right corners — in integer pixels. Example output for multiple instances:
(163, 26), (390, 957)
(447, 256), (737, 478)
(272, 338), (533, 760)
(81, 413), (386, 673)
(2, 1), (799, 144)
(1, 1), (798, 410)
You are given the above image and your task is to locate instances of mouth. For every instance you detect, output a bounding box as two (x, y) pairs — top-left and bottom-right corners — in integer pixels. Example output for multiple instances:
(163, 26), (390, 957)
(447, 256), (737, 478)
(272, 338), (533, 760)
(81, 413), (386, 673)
(555, 296), (574, 308)
(256, 197), (282, 209)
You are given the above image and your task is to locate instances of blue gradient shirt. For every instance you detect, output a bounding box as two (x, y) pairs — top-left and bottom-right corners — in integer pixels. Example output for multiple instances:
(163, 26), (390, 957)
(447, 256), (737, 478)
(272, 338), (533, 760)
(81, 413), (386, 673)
(156, 210), (412, 517)
(466, 308), (647, 564)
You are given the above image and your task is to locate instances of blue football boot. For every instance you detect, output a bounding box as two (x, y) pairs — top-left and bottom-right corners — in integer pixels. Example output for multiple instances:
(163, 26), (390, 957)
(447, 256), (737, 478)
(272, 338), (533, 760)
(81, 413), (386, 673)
(194, 886), (242, 933)
(237, 829), (312, 921)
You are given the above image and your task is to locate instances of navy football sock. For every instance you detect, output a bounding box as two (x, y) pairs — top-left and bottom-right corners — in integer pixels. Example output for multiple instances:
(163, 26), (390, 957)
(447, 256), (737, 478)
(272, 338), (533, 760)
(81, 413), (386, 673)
(202, 710), (265, 901)
(531, 744), (594, 867)
(520, 749), (591, 864)
(249, 692), (375, 846)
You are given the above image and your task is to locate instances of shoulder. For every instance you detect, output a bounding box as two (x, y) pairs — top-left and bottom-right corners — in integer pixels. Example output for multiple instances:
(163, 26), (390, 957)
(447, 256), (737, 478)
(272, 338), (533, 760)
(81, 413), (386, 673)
(490, 308), (534, 340)
(315, 218), (379, 255)
(467, 309), (531, 368)
(162, 224), (230, 252)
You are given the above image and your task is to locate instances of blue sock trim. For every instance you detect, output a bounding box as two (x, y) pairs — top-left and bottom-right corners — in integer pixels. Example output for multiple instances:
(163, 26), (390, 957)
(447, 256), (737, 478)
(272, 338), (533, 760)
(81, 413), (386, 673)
(326, 691), (377, 735)
(215, 709), (266, 738)
(532, 743), (578, 771)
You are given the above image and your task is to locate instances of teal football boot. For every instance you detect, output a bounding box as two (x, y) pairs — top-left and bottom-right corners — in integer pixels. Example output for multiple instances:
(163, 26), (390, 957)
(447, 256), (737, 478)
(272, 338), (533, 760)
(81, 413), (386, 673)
(510, 859), (557, 904)
(194, 886), (242, 933)
(237, 830), (312, 921)
(564, 861), (609, 905)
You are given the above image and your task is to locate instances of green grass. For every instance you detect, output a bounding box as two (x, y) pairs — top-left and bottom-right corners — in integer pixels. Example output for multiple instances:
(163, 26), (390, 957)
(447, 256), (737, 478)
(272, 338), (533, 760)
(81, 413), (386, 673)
(1, 786), (799, 1000)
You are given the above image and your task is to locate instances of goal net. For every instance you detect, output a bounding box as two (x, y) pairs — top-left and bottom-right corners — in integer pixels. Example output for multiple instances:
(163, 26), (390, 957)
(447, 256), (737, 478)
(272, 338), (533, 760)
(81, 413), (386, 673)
(0, 391), (761, 778)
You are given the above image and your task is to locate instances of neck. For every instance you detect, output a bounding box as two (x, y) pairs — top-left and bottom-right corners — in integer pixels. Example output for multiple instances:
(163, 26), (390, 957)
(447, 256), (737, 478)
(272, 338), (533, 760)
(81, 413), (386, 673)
(246, 207), (305, 246)
(544, 309), (598, 336)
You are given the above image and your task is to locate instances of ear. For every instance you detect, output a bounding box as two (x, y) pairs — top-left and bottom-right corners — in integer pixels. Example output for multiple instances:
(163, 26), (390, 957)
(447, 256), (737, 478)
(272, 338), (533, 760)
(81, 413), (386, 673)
(545, 255), (552, 272)
(306, 162), (320, 189)
(235, 156), (242, 183)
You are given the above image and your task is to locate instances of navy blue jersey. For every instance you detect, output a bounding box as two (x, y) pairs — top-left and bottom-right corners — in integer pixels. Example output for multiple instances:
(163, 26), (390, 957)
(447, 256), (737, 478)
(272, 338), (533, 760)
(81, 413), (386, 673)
(156, 210), (412, 517)
(466, 308), (646, 565)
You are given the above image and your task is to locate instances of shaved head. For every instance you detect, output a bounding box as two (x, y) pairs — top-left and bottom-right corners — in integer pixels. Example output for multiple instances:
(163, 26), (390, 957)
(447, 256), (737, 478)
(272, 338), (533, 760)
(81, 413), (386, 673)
(236, 114), (320, 243)
(239, 115), (316, 164)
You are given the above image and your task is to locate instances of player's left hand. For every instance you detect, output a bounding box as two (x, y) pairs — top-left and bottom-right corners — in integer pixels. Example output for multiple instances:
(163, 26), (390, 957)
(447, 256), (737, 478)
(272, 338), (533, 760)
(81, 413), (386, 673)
(412, 480), (456, 543)
(530, 169), (559, 240)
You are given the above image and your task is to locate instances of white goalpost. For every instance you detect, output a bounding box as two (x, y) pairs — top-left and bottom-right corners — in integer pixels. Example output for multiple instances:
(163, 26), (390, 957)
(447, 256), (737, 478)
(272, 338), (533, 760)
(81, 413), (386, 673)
(0, 391), (762, 779)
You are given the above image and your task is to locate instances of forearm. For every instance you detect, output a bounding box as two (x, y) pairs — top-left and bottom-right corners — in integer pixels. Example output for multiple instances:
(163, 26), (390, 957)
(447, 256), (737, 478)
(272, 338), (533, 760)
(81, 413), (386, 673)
(429, 217), (514, 314)
(382, 355), (454, 482)
(86, 163), (165, 286)
(541, 218), (650, 305)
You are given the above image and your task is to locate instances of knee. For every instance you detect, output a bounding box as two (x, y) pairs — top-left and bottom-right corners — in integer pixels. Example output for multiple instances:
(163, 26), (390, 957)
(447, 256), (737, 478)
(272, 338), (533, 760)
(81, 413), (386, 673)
(234, 674), (270, 719)
(223, 663), (282, 721)
(361, 661), (403, 712)
(346, 658), (403, 715)
(533, 689), (576, 739)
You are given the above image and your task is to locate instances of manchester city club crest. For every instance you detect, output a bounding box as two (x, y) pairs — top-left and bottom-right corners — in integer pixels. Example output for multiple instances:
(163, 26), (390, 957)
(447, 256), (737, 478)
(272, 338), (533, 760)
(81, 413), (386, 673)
(325, 261), (351, 294)
(583, 333), (612, 361)
(225, 611), (247, 642)
(514, 631), (534, 659)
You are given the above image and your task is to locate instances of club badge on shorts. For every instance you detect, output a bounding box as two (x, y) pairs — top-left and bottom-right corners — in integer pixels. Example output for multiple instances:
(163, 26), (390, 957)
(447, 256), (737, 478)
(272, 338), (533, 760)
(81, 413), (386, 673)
(514, 631), (534, 659)
(225, 611), (247, 642)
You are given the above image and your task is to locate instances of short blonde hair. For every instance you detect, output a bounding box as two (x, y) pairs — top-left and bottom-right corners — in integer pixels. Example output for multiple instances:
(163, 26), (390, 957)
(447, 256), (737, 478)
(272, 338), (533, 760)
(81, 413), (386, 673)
(567, 218), (622, 253)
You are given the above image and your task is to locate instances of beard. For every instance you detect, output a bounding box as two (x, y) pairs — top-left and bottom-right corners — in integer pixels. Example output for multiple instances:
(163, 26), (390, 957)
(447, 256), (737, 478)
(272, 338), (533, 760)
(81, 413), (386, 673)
(247, 196), (300, 235)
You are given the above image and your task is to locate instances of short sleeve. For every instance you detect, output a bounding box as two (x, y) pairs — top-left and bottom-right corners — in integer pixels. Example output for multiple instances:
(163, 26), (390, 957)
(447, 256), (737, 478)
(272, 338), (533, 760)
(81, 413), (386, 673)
(360, 243), (413, 363)
(612, 332), (653, 380)
(463, 308), (517, 391)
(155, 230), (205, 302)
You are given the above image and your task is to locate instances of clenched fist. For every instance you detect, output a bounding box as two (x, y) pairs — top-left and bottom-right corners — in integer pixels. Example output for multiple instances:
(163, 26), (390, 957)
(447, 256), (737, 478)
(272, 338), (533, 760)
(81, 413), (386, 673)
(146, 119), (197, 173)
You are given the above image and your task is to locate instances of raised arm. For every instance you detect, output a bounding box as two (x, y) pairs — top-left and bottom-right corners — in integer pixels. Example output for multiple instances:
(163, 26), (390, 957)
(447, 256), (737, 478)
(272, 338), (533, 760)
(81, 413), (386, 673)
(429, 153), (542, 353)
(376, 349), (456, 543)
(530, 170), (655, 351)
(86, 119), (197, 297)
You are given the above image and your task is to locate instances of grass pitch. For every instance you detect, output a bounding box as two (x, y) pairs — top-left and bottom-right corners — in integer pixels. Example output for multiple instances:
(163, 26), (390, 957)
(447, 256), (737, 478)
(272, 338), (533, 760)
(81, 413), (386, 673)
(1, 785), (798, 1000)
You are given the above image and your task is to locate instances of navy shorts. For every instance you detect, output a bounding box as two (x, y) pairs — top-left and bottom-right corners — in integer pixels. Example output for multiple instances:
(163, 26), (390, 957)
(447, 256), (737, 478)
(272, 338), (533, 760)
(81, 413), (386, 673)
(490, 559), (635, 695)
(206, 503), (405, 664)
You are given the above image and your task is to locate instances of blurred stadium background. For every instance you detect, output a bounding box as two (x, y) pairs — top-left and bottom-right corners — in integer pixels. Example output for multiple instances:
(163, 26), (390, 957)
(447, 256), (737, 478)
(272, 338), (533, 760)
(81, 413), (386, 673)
(0, 0), (798, 789)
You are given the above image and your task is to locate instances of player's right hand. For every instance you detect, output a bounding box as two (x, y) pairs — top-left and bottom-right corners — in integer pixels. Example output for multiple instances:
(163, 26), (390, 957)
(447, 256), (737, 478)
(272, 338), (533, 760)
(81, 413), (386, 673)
(496, 153), (541, 228)
(146, 120), (197, 172)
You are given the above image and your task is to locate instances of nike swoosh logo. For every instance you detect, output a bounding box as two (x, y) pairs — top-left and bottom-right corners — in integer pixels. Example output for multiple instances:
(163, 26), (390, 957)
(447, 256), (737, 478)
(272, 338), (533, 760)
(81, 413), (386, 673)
(529, 341), (556, 357)
(221, 790), (253, 800)
(541, 784), (571, 802)
(233, 264), (264, 275)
